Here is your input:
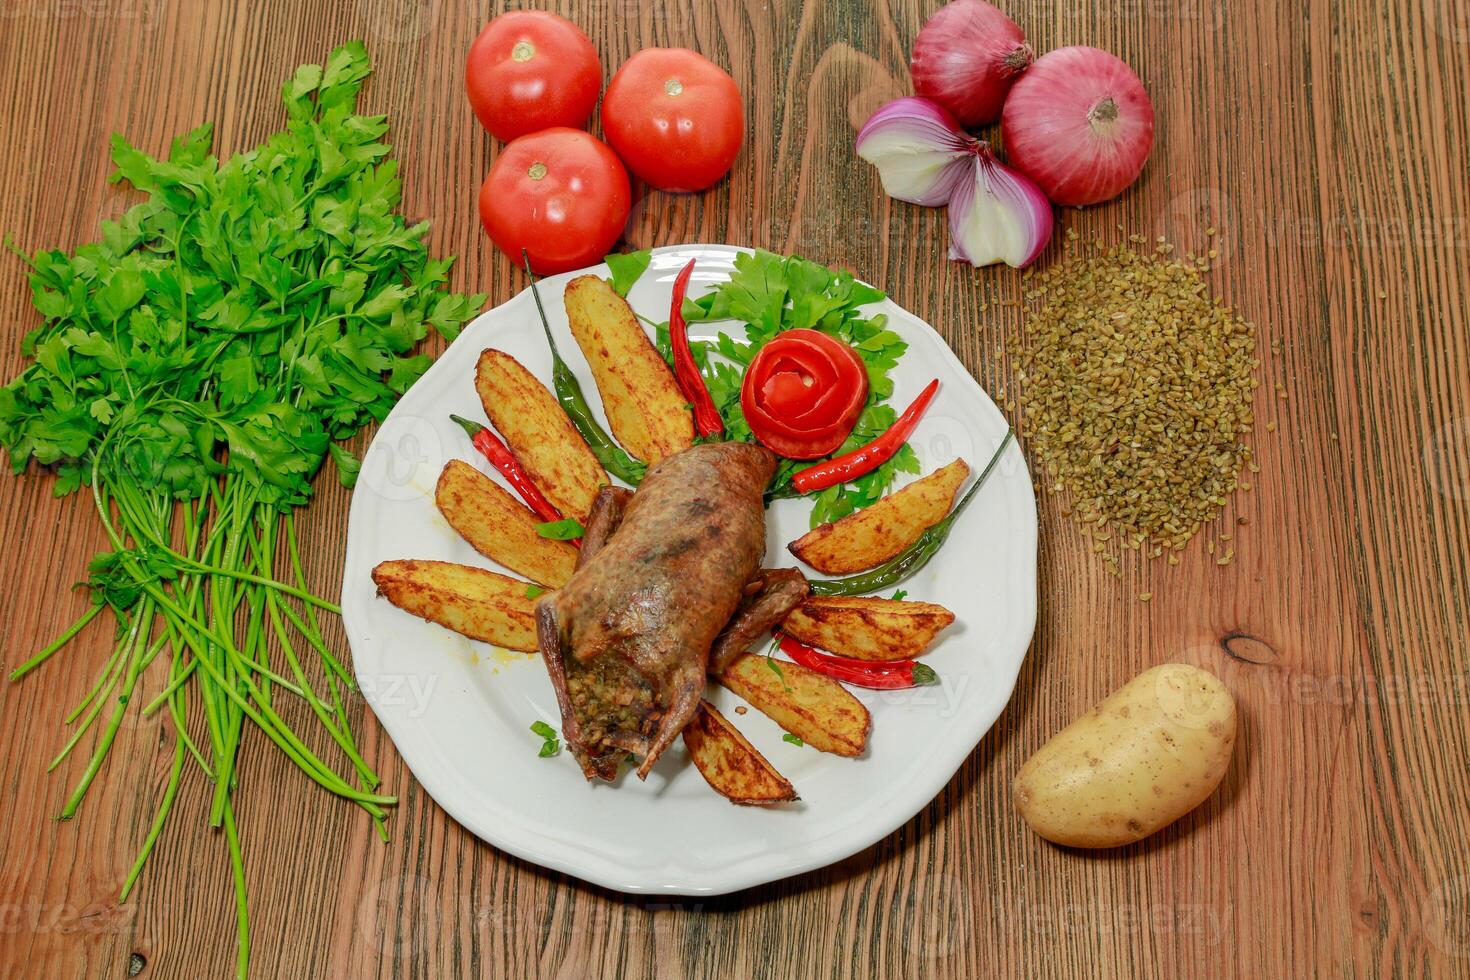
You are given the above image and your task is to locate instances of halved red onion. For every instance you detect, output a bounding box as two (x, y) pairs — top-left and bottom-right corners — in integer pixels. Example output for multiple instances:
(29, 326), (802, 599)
(947, 143), (1054, 268)
(855, 97), (977, 206)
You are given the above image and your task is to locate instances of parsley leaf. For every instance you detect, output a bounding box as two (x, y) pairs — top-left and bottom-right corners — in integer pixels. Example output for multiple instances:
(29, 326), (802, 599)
(764, 653), (791, 692)
(782, 733), (804, 747)
(328, 443), (362, 488)
(535, 518), (585, 540)
(530, 720), (561, 757)
(605, 249), (652, 297)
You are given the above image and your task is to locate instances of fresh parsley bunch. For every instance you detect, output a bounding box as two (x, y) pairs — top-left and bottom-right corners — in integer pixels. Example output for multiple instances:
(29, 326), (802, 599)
(1, 41), (483, 977)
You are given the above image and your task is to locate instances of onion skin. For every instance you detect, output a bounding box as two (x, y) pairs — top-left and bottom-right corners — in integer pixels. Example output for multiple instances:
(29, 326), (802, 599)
(855, 97), (977, 205)
(947, 144), (1054, 268)
(910, 0), (1033, 128)
(1001, 46), (1155, 207)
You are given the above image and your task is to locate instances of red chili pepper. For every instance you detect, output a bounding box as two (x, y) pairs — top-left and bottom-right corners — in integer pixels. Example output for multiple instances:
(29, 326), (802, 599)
(668, 259), (724, 438)
(778, 634), (937, 690)
(790, 378), (940, 494)
(450, 414), (565, 525)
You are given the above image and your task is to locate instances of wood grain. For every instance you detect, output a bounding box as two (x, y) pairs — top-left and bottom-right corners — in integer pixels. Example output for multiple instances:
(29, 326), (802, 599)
(2, 0), (1468, 976)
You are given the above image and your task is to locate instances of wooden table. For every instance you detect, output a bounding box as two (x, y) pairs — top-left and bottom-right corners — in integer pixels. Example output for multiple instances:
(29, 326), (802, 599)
(3, 1), (1467, 976)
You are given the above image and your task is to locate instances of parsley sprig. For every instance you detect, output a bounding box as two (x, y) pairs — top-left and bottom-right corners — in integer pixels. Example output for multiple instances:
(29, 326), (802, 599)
(0, 41), (482, 976)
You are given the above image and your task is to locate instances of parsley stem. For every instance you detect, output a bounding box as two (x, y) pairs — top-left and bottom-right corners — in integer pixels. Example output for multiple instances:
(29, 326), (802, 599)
(265, 590), (377, 786)
(125, 571), (393, 808)
(223, 803), (250, 980)
(60, 629), (168, 819)
(49, 615), (146, 770)
(120, 730), (185, 901)
(141, 651), (193, 713)
(9, 603), (103, 680)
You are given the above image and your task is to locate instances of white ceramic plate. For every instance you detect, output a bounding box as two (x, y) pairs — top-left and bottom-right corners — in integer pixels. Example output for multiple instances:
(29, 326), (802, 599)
(341, 244), (1036, 894)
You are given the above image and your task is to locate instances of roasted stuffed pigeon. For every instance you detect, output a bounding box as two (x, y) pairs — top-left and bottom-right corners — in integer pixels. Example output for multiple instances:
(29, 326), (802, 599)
(536, 442), (807, 781)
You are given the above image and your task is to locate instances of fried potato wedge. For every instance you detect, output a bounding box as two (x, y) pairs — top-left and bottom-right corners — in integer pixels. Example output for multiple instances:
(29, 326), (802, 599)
(788, 458), (970, 575)
(683, 700), (798, 805)
(475, 348), (606, 519)
(782, 596), (955, 661)
(371, 559), (540, 651)
(563, 274), (693, 465)
(435, 459), (577, 587)
(717, 653), (871, 757)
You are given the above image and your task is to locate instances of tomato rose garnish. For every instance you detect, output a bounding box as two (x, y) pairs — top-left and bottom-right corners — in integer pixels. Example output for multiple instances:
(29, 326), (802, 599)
(740, 329), (868, 459)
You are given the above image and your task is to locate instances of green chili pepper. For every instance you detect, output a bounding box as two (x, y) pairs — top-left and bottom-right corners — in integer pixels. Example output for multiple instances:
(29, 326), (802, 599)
(807, 430), (1014, 597)
(523, 251), (647, 486)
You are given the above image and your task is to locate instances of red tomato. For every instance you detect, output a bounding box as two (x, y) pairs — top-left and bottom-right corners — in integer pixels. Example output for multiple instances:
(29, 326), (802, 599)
(478, 129), (631, 275)
(465, 12), (601, 142)
(600, 48), (744, 192)
(740, 330), (868, 459)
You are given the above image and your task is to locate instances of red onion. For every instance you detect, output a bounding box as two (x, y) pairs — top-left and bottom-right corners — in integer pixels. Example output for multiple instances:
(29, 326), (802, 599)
(947, 143), (1053, 268)
(855, 97), (975, 205)
(910, 0), (1033, 128)
(856, 97), (1053, 267)
(1001, 46), (1155, 206)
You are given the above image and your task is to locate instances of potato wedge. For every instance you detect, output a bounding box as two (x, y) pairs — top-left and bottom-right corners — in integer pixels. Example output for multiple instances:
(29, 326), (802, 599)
(435, 459), (577, 587)
(563, 274), (693, 464)
(717, 652), (870, 757)
(371, 559), (540, 651)
(683, 700), (798, 805)
(788, 458), (970, 574)
(474, 348), (606, 519)
(782, 596), (955, 661)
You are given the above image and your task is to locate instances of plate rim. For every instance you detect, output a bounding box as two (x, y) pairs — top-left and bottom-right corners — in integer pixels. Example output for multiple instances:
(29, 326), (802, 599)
(341, 243), (1037, 895)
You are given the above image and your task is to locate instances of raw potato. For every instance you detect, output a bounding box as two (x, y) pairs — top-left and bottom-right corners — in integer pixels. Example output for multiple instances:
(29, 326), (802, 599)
(781, 596), (955, 661)
(563, 274), (693, 464)
(474, 348), (607, 519)
(371, 559), (540, 652)
(683, 700), (798, 805)
(789, 459), (970, 575)
(435, 460), (577, 587)
(1013, 663), (1237, 848)
(717, 652), (870, 756)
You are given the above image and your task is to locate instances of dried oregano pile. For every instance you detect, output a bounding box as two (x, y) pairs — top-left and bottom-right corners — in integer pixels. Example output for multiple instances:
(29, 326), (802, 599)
(1014, 234), (1259, 568)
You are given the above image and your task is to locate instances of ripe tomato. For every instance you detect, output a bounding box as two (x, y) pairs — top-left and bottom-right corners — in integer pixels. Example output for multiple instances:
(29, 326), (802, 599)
(465, 11), (601, 142)
(600, 48), (744, 192)
(478, 129), (631, 275)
